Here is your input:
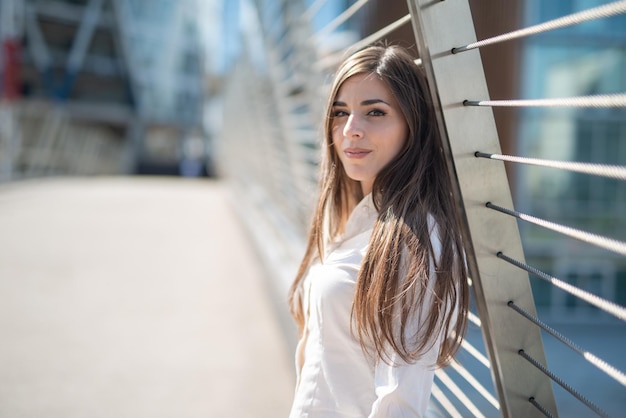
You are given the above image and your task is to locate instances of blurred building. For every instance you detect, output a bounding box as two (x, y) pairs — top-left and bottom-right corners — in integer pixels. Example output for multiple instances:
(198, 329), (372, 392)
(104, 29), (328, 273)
(516, 0), (626, 318)
(0, 0), (207, 180)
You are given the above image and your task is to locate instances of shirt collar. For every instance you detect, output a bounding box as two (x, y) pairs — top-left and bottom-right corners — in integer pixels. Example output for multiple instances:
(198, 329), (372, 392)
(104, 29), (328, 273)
(341, 193), (378, 242)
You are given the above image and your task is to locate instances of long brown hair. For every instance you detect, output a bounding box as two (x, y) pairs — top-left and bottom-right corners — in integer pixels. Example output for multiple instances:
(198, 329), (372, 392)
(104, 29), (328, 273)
(288, 45), (469, 367)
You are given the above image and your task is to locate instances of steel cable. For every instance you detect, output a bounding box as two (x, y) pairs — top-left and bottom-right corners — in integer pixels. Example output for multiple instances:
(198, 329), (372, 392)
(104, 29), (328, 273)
(475, 152), (626, 181)
(518, 349), (612, 418)
(431, 384), (463, 417)
(303, 0), (330, 21)
(452, 0), (626, 53)
(508, 300), (626, 387)
(486, 202), (626, 257)
(315, 14), (412, 70)
(449, 361), (500, 409)
(461, 339), (491, 369)
(314, 0), (370, 40)
(464, 93), (626, 108)
(529, 397), (555, 418)
(497, 252), (626, 322)
(435, 369), (486, 418)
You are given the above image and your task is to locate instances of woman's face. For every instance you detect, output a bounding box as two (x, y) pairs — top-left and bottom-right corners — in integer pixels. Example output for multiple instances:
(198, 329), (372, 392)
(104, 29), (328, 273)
(331, 73), (408, 196)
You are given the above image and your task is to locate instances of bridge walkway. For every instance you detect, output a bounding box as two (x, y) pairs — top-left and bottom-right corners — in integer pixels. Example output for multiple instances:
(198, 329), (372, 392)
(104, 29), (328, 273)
(0, 177), (294, 418)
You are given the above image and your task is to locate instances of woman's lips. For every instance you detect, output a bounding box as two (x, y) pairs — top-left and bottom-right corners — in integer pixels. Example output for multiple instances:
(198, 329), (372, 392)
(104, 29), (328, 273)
(344, 148), (371, 159)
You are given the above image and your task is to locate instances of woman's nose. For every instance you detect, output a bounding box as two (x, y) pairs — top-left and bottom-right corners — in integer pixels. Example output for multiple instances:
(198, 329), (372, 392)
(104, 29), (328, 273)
(343, 114), (363, 138)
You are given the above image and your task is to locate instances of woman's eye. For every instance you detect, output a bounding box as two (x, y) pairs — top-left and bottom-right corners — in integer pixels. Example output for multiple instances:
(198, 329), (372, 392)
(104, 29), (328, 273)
(367, 109), (386, 117)
(333, 110), (348, 117)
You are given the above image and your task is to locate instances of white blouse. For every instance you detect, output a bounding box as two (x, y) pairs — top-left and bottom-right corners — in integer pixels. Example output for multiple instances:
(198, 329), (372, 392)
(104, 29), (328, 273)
(289, 194), (443, 418)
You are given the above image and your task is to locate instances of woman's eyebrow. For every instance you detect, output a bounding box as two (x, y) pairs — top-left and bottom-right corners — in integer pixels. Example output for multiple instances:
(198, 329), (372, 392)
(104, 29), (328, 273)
(361, 98), (390, 106)
(332, 98), (390, 106)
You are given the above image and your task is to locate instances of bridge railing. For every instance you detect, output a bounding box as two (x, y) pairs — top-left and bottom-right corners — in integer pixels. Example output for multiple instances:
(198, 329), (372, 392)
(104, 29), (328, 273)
(218, 1), (626, 416)
(0, 101), (126, 181)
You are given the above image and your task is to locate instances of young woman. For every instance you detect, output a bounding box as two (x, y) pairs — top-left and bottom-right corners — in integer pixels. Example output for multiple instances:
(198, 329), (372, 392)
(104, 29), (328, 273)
(288, 45), (470, 417)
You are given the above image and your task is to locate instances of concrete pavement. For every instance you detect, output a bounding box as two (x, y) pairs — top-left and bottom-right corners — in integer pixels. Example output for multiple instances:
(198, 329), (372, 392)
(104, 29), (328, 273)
(0, 177), (295, 418)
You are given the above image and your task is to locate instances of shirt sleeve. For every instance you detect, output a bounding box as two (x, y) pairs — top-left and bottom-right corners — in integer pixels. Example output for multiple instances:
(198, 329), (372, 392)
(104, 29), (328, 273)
(367, 338), (440, 418)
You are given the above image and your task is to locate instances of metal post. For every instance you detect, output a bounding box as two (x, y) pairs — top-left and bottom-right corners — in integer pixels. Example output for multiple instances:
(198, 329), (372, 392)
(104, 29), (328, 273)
(123, 117), (144, 174)
(406, 0), (558, 416)
(58, 0), (104, 99)
(24, 1), (56, 98)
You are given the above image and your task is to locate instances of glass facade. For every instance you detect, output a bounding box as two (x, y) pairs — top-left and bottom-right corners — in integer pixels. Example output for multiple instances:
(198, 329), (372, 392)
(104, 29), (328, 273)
(517, 0), (626, 316)
(120, 0), (203, 124)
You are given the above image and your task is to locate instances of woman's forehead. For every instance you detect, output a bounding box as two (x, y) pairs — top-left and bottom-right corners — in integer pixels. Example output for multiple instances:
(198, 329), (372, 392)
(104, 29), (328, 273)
(335, 73), (393, 102)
